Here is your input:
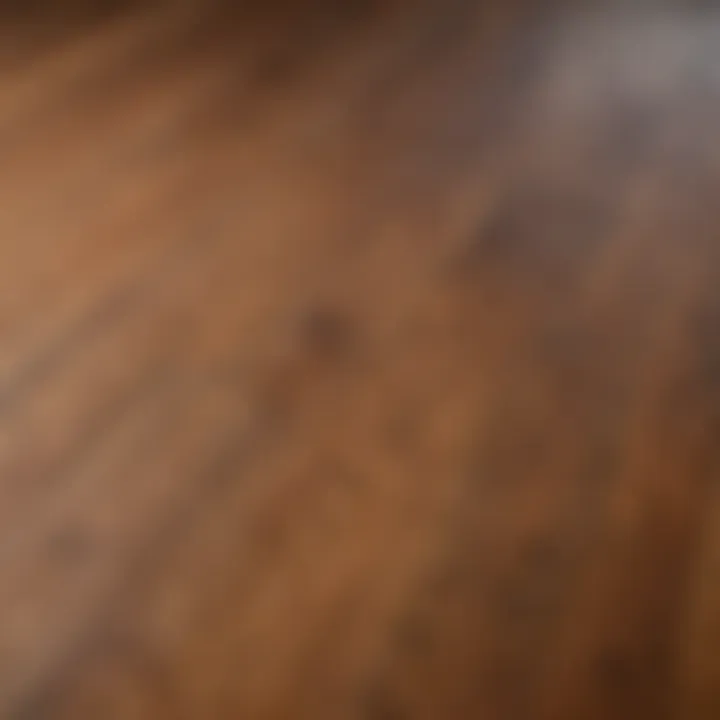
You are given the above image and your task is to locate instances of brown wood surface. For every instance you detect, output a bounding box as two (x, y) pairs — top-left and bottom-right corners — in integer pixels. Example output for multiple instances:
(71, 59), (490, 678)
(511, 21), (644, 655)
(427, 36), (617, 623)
(2, 1), (720, 717)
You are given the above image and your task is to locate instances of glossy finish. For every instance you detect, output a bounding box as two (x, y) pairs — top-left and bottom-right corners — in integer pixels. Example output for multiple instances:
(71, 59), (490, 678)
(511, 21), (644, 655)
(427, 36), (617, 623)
(1, 1), (720, 718)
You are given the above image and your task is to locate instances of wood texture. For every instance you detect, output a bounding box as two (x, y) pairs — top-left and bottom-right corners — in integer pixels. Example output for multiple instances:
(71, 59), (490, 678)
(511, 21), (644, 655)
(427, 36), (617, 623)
(2, 1), (720, 717)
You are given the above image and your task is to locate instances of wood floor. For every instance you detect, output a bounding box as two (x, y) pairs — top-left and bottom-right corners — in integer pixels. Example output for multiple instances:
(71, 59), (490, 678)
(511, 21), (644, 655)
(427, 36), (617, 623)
(2, 1), (720, 717)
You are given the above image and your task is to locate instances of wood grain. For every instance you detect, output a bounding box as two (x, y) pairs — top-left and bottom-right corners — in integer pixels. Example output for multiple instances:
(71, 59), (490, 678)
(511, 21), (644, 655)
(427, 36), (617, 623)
(1, 1), (720, 717)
